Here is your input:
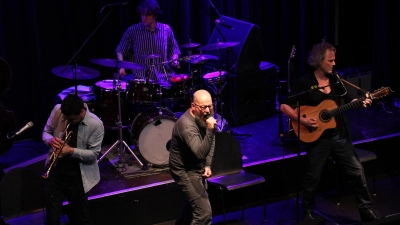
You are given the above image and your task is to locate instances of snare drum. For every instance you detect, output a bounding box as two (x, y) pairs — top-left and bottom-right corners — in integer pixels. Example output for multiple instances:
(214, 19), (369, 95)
(126, 79), (159, 103)
(131, 107), (177, 166)
(203, 71), (227, 84)
(93, 80), (129, 127)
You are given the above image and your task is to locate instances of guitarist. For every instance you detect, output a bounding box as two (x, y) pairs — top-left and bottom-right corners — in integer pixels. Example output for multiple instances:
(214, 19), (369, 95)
(279, 41), (378, 223)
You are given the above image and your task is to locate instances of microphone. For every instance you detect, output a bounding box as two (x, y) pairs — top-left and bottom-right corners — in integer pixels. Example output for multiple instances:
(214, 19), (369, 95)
(100, 2), (128, 14)
(333, 71), (346, 88)
(215, 20), (234, 30)
(333, 71), (347, 95)
(205, 115), (217, 130)
(7, 121), (34, 139)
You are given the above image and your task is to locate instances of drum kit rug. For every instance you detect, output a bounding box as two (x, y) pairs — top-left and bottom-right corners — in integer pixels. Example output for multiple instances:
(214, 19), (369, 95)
(52, 41), (239, 168)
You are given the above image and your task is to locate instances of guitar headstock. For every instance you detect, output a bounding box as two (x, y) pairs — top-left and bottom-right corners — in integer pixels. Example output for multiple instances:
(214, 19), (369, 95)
(289, 45), (296, 61)
(370, 87), (390, 100)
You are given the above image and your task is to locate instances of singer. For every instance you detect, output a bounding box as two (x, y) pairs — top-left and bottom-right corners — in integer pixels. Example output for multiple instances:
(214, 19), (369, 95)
(280, 41), (377, 223)
(169, 89), (217, 225)
(115, 0), (181, 84)
(42, 94), (104, 225)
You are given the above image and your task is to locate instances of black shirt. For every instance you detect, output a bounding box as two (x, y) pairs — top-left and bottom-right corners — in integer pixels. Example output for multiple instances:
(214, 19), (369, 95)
(169, 109), (215, 177)
(53, 122), (81, 177)
(283, 73), (357, 141)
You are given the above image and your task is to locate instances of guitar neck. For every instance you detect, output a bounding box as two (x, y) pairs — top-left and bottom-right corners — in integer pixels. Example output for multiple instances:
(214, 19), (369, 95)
(330, 97), (365, 117)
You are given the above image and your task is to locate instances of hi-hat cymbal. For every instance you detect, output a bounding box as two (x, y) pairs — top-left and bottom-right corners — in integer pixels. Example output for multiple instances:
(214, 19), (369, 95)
(197, 41), (240, 51)
(185, 54), (218, 64)
(52, 65), (100, 80)
(141, 54), (161, 59)
(181, 43), (200, 48)
(90, 58), (144, 70)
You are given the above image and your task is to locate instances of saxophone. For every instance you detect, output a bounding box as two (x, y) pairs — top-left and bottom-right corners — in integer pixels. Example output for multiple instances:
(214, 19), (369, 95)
(42, 123), (73, 179)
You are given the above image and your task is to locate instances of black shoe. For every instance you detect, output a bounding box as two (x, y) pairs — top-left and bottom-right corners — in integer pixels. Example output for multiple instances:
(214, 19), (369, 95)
(359, 209), (378, 222)
(304, 212), (316, 220)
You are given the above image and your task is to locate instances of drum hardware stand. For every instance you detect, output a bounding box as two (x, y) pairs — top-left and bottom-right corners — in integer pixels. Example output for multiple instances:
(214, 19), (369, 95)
(201, 0), (243, 131)
(185, 51), (197, 101)
(97, 78), (144, 169)
(218, 41), (251, 137)
(212, 45), (231, 132)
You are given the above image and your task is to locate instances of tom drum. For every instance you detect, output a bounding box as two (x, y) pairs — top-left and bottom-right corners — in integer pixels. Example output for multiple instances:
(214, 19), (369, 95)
(203, 71), (227, 84)
(127, 79), (159, 104)
(93, 80), (129, 127)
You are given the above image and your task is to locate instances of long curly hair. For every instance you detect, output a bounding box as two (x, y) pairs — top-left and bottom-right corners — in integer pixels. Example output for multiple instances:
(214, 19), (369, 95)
(307, 41), (336, 68)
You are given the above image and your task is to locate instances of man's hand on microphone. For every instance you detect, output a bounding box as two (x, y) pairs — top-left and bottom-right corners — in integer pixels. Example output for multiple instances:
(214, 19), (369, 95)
(206, 116), (217, 129)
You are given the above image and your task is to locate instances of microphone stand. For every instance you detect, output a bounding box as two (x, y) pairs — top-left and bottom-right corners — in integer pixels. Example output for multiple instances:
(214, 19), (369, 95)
(61, 5), (144, 168)
(286, 82), (338, 223)
(204, 0), (248, 136)
(60, 7), (116, 93)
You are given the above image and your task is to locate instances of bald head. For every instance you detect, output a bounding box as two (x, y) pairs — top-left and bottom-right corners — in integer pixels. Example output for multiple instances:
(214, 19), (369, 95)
(193, 89), (212, 104)
(190, 89), (214, 125)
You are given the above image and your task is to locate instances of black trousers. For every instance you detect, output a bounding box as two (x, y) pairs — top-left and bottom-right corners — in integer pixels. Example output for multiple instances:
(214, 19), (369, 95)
(171, 170), (212, 225)
(44, 173), (91, 225)
(302, 135), (372, 213)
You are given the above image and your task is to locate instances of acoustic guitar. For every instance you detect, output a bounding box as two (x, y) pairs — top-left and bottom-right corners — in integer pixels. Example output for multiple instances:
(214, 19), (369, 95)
(291, 87), (390, 143)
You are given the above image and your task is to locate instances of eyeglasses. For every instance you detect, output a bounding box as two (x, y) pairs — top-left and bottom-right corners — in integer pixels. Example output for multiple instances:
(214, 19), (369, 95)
(192, 102), (213, 110)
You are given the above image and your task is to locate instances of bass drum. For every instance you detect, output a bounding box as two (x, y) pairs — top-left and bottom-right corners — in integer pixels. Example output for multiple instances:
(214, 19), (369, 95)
(131, 107), (177, 166)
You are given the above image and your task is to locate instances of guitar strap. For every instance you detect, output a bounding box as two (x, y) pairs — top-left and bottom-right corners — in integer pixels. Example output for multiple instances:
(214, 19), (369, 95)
(340, 77), (369, 94)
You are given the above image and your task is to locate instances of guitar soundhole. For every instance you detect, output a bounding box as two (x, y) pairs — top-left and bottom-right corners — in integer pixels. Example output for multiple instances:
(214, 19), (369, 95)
(319, 110), (332, 122)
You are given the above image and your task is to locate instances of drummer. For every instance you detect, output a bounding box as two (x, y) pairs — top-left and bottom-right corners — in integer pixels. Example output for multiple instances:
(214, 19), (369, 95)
(115, 0), (181, 85)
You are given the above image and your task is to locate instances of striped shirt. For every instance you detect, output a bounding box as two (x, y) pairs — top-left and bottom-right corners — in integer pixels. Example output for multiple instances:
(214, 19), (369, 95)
(116, 22), (181, 84)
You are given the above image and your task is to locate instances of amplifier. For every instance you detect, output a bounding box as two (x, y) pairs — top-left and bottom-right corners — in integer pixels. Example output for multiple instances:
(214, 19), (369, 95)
(220, 62), (278, 126)
(336, 64), (372, 98)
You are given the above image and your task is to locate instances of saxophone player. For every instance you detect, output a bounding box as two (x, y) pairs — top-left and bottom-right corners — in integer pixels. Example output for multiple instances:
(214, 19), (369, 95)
(42, 94), (104, 225)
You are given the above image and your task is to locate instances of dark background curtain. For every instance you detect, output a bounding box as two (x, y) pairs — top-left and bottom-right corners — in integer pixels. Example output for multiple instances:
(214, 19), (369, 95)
(0, 0), (398, 141)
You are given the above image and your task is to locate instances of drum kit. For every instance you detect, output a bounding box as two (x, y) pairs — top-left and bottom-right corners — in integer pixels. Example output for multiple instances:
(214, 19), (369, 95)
(51, 40), (240, 168)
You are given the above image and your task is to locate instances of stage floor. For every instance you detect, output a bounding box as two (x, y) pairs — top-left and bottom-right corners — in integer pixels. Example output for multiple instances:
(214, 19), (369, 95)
(2, 101), (400, 224)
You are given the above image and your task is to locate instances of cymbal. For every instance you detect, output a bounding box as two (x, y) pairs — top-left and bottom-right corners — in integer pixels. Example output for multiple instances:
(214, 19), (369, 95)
(170, 74), (189, 83)
(52, 65), (100, 80)
(185, 54), (218, 64)
(141, 54), (161, 59)
(197, 41), (240, 51)
(90, 58), (144, 70)
(181, 43), (200, 48)
(157, 55), (200, 65)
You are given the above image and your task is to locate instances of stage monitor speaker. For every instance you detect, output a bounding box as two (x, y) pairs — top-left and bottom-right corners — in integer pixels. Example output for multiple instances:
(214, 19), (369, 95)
(337, 65), (372, 98)
(221, 62), (277, 126)
(363, 213), (400, 225)
(298, 215), (325, 225)
(0, 155), (46, 220)
(206, 15), (263, 75)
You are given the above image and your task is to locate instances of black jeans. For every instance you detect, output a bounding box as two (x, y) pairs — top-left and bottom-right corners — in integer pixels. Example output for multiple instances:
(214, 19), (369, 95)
(171, 171), (212, 225)
(44, 173), (91, 225)
(302, 135), (372, 213)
